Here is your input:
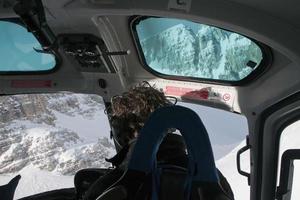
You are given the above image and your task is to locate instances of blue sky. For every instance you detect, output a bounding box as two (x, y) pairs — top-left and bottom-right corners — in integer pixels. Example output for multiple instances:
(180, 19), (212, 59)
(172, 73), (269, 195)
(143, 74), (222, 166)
(0, 21), (55, 71)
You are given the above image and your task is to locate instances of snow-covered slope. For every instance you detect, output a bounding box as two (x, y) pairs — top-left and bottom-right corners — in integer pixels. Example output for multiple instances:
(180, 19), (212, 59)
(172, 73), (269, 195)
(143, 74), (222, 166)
(0, 93), (115, 199)
(0, 94), (115, 175)
(0, 165), (73, 200)
(217, 140), (250, 200)
(216, 120), (300, 200)
(179, 102), (247, 160)
(1, 93), (299, 200)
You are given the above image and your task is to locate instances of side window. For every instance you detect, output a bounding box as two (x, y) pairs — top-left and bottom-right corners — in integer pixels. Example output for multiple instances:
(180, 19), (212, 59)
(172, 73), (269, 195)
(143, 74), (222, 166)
(278, 120), (300, 200)
(133, 17), (266, 82)
(178, 102), (249, 200)
(0, 93), (114, 199)
(0, 20), (56, 72)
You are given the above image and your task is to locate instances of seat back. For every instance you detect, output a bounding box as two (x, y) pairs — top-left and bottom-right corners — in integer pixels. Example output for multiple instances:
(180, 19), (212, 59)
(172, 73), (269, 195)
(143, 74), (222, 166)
(97, 105), (233, 200)
(0, 175), (21, 200)
(158, 165), (188, 200)
(128, 105), (219, 184)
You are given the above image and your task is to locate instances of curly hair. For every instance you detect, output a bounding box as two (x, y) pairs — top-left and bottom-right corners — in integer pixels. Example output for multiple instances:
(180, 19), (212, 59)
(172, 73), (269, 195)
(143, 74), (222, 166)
(110, 82), (172, 134)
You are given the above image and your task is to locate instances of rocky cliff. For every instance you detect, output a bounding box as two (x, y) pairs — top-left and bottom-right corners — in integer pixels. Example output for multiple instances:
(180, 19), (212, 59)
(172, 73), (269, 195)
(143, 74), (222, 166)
(140, 24), (262, 81)
(0, 93), (114, 175)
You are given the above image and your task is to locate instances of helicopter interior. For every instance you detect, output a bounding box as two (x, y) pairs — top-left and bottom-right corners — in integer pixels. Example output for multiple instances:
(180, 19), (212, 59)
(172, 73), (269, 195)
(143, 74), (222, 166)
(1, 0), (300, 200)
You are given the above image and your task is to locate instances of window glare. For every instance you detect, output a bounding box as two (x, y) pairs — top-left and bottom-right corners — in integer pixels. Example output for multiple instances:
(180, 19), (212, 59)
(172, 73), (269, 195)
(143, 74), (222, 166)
(135, 17), (263, 82)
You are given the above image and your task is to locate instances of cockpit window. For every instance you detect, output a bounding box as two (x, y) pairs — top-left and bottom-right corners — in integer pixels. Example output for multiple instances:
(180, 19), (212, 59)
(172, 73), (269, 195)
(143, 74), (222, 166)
(133, 17), (267, 83)
(0, 93), (114, 199)
(0, 20), (56, 73)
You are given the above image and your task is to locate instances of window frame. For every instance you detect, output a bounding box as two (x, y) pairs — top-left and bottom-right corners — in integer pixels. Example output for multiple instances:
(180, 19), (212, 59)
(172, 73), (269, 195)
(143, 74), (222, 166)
(277, 149), (300, 200)
(255, 93), (300, 200)
(130, 16), (273, 86)
(276, 117), (300, 200)
(0, 18), (60, 75)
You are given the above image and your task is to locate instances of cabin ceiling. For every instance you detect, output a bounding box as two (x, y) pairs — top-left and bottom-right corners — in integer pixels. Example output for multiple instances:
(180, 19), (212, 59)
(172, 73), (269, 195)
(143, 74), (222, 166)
(0, 0), (300, 119)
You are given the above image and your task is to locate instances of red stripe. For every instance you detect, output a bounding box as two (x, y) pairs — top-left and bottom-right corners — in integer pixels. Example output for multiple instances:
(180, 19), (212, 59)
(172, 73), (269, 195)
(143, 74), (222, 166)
(165, 86), (209, 100)
(11, 80), (52, 88)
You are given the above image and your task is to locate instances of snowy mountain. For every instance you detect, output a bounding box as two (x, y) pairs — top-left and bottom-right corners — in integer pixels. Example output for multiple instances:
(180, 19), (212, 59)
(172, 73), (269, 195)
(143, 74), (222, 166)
(0, 94), (249, 199)
(0, 93), (114, 176)
(0, 165), (74, 200)
(141, 24), (197, 75)
(140, 24), (262, 81)
(0, 93), (116, 198)
(1, 93), (299, 200)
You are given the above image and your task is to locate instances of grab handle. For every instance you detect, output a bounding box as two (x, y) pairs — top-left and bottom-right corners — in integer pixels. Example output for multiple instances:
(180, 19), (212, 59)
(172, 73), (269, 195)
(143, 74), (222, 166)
(236, 136), (251, 185)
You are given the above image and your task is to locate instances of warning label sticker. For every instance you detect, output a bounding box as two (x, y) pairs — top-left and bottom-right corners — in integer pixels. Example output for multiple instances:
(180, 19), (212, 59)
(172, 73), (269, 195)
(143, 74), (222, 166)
(149, 79), (236, 109)
(222, 93), (231, 102)
(165, 86), (210, 100)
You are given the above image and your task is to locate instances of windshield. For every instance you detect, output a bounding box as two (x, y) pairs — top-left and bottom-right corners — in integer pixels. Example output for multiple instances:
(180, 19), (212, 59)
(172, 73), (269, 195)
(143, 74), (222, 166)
(0, 93), (114, 199)
(0, 93), (249, 200)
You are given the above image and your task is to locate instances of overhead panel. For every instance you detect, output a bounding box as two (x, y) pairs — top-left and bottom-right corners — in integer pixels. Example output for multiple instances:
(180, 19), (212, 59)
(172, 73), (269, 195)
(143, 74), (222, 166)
(58, 34), (117, 73)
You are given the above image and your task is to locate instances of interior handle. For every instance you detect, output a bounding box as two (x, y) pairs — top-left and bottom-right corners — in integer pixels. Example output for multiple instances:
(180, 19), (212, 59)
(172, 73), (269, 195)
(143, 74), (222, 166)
(236, 135), (251, 185)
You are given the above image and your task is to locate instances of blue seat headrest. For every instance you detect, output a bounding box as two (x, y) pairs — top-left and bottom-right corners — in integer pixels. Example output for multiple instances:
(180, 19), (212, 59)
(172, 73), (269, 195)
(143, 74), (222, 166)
(128, 105), (219, 183)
